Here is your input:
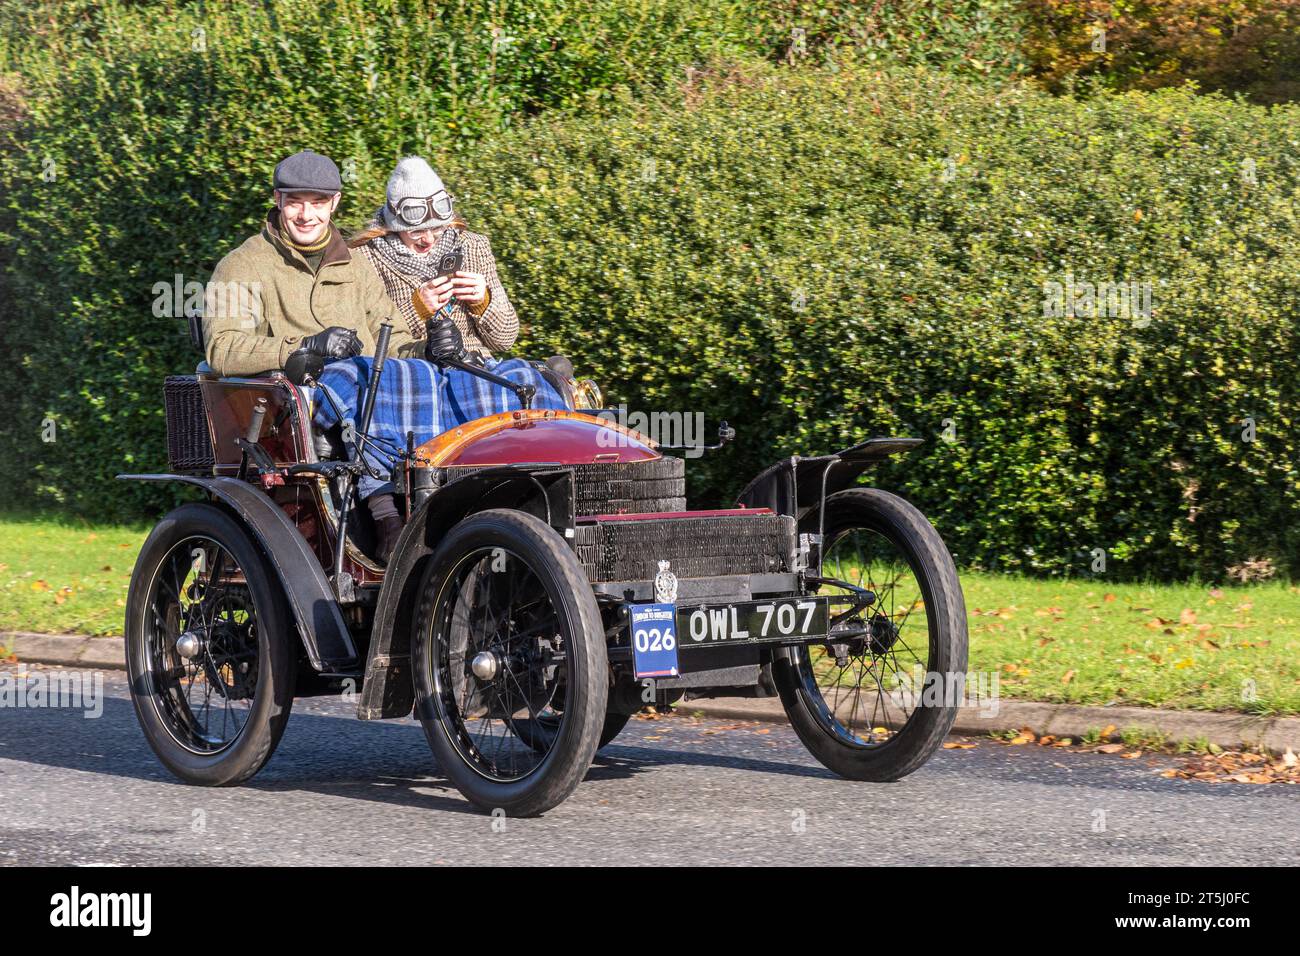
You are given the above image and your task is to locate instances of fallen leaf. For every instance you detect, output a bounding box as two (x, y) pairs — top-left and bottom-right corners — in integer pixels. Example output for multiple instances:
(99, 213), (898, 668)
(943, 742), (977, 750)
(1179, 608), (1197, 625)
(1098, 743), (1125, 754)
(1101, 724), (1117, 737)
(1061, 669), (1076, 685)
(1121, 751), (1142, 759)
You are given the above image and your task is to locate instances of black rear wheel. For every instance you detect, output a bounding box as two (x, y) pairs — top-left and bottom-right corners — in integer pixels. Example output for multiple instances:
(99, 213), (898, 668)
(773, 488), (967, 781)
(411, 510), (608, 815)
(125, 503), (295, 786)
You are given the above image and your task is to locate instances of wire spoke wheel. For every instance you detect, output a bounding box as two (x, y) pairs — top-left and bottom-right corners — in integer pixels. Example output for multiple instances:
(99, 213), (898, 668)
(143, 536), (260, 754)
(773, 488), (967, 782)
(805, 526), (932, 746)
(125, 503), (294, 786)
(412, 510), (607, 816)
(432, 549), (567, 782)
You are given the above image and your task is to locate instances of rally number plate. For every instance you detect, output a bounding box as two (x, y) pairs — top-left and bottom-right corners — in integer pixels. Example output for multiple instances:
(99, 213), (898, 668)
(630, 602), (680, 679)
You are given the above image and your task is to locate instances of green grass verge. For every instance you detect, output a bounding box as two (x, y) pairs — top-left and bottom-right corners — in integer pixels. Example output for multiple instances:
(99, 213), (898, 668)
(0, 512), (150, 637)
(2, 513), (1297, 713)
(963, 575), (1300, 715)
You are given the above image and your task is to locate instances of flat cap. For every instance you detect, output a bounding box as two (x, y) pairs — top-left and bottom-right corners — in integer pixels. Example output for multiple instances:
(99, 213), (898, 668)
(273, 149), (342, 195)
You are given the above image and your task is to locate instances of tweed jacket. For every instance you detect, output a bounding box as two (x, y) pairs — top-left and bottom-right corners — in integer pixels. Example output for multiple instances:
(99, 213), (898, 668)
(203, 210), (422, 376)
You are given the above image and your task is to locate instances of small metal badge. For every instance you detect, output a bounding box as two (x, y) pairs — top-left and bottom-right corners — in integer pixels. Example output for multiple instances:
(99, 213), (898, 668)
(653, 560), (678, 603)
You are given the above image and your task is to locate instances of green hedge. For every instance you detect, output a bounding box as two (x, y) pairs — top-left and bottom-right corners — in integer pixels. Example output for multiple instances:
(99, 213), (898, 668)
(2, 3), (1298, 581)
(0, 0), (1026, 516)
(444, 64), (1300, 581)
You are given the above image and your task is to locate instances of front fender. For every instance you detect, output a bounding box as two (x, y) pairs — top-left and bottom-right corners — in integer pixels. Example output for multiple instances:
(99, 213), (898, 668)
(118, 474), (358, 672)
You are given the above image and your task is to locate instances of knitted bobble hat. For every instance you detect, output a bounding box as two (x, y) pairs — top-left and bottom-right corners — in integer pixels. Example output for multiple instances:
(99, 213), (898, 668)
(381, 156), (452, 232)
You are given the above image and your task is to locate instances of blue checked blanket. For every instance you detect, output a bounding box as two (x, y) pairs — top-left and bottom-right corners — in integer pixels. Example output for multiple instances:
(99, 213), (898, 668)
(312, 357), (569, 497)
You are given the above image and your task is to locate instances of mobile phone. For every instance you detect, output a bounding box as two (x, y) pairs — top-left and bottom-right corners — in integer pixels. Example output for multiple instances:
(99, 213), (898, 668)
(435, 247), (463, 279)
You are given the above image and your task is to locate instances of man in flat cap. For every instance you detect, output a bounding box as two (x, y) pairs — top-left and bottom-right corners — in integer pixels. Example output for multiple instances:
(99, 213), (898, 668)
(203, 149), (421, 375)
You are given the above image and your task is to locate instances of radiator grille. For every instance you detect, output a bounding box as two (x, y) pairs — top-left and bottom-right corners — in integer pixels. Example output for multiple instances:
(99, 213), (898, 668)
(575, 513), (794, 582)
(444, 456), (686, 517)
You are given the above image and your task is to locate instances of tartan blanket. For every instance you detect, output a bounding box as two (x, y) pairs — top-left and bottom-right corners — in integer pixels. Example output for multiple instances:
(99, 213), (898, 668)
(312, 356), (569, 496)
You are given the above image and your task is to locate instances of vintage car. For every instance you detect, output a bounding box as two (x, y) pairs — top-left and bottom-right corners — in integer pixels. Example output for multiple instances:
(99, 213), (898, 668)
(121, 322), (968, 816)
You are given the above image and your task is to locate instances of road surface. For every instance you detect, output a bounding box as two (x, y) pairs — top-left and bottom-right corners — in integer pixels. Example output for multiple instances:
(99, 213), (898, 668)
(1, 664), (1295, 866)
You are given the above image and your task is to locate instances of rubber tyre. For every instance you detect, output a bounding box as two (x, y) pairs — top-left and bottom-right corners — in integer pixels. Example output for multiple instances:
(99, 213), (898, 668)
(124, 502), (296, 786)
(512, 711), (631, 753)
(597, 712), (631, 748)
(772, 488), (968, 782)
(411, 509), (608, 816)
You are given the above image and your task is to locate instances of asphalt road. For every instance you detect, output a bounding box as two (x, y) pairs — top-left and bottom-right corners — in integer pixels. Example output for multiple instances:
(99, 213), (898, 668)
(1, 664), (1296, 866)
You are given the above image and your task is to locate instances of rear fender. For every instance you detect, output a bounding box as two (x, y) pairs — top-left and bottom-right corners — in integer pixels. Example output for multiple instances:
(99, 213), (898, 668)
(117, 474), (358, 671)
(356, 467), (576, 719)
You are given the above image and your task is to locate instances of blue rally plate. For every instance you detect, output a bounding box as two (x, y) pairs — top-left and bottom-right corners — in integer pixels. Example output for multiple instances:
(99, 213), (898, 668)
(630, 603), (679, 679)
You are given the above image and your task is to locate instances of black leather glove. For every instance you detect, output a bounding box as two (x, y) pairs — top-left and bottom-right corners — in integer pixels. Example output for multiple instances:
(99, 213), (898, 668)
(302, 326), (362, 361)
(425, 319), (466, 365)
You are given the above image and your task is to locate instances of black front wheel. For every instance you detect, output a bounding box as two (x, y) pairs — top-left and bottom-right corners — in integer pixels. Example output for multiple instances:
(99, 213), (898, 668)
(773, 488), (968, 782)
(511, 711), (631, 753)
(411, 510), (608, 816)
(124, 503), (295, 786)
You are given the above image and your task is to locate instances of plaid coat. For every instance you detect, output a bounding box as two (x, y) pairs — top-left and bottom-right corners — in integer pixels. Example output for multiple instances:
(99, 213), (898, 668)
(356, 230), (520, 361)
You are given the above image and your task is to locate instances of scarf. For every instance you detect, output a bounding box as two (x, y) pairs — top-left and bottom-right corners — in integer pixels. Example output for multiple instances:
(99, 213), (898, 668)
(366, 224), (459, 283)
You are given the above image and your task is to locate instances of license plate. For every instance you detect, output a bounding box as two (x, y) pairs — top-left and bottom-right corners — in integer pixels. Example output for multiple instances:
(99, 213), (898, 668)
(676, 597), (828, 646)
(630, 602), (680, 678)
